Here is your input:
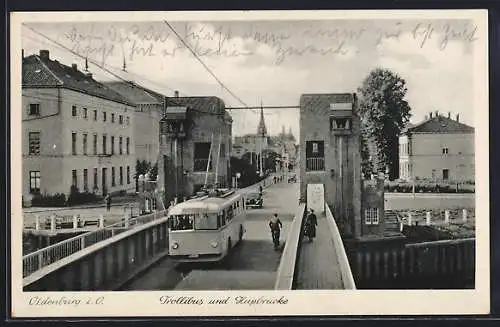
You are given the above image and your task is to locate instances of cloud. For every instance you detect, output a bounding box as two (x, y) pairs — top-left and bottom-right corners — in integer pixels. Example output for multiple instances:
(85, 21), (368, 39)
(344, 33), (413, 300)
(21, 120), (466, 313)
(375, 31), (473, 126)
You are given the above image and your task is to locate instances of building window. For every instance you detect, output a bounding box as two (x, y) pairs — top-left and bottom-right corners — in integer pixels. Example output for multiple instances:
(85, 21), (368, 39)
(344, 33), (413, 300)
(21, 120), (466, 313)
(93, 168), (98, 190)
(72, 105), (77, 117)
(305, 140), (325, 171)
(93, 134), (97, 155)
(102, 135), (107, 155)
(111, 113), (115, 123)
(220, 143), (226, 157)
(194, 142), (212, 171)
(29, 103), (40, 115)
(365, 208), (379, 225)
(103, 111), (107, 122)
(442, 169), (449, 181)
(83, 133), (88, 155)
(112, 167), (116, 187)
(126, 116), (130, 125)
(29, 171), (41, 194)
(83, 108), (88, 119)
(72, 132), (77, 155)
(72, 169), (77, 187)
(111, 136), (115, 155)
(28, 132), (41, 155)
(83, 169), (88, 192)
(442, 147), (449, 155)
(119, 115), (123, 124)
(119, 166), (123, 185)
(119, 137), (123, 155)
(126, 137), (130, 155)
(127, 166), (130, 184)
(93, 110), (97, 121)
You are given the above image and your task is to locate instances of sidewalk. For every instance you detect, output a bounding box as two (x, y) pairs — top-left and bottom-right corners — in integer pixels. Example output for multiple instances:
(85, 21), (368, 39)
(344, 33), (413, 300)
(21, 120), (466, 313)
(294, 213), (344, 289)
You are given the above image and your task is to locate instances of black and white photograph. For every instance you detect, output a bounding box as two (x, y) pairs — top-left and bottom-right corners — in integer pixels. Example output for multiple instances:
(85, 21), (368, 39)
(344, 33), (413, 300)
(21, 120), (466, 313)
(10, 10), (489, 317)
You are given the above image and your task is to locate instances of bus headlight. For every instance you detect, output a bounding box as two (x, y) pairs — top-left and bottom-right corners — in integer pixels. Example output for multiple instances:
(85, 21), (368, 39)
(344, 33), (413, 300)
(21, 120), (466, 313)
(210, 241), (219, 248)
(171, 242), (179, 249)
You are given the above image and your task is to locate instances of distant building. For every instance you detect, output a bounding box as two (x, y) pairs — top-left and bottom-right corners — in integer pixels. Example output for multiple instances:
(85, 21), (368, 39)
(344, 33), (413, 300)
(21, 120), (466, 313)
(103, 81), (165, 166)
(399, 111), (475, 182)
(231, 107), (269, 172)
(157, 95), (232, 204)
(22, 50), (136, 200)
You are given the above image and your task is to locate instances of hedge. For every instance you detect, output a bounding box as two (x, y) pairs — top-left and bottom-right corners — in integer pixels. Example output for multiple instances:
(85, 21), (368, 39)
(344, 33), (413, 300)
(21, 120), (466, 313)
(384, 180), (475, 193)
(30, 189), (104, 207)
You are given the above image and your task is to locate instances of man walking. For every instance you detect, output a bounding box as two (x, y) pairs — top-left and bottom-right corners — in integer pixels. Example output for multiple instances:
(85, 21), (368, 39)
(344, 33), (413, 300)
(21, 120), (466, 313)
(269, 213), (283, 250)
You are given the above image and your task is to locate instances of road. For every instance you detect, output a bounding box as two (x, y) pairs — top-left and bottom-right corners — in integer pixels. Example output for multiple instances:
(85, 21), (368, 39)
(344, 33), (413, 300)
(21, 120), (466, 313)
(385, 193), (475, 210)
(120, 180), (300, 291)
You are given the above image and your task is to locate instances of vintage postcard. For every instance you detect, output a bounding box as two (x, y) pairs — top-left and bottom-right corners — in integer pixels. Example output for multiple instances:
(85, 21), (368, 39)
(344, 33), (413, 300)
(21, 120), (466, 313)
(10, 10), (489, 317)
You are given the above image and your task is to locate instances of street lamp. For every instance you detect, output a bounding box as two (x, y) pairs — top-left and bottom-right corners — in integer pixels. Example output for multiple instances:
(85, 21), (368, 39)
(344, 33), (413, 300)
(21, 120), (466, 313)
(235, 172), (241, 189)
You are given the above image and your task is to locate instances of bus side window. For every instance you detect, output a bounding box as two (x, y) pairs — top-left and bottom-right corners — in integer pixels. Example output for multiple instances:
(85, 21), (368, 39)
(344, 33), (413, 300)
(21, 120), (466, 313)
(221, 211), (226, 226)
(217, 213), (222, 228)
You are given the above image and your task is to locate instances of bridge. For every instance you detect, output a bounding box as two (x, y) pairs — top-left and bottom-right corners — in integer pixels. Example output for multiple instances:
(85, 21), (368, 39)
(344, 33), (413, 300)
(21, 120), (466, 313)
(22, 174), (356, 291)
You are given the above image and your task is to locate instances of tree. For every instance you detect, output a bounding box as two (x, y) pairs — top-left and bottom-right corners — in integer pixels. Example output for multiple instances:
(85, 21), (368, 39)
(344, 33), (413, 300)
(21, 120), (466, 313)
(357, 68), (412, 180)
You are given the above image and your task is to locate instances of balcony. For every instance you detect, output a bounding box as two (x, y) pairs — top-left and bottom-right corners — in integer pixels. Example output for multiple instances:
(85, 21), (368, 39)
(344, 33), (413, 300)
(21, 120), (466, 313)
(306, 157), (325, 171)
(193, 158), (213, 172)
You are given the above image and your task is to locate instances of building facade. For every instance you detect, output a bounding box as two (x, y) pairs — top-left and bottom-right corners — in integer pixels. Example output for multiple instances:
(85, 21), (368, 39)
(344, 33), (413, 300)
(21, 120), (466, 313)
(103, 81), (164, 165)
(22, 50), (136, 200)
(299, 93), (363, 238)
(399, 112), (475, 182)
(157, 96), (232, 204)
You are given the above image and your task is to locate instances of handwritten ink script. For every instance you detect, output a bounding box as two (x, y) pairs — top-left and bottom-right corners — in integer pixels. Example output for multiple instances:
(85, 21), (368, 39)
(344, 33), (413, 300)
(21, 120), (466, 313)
(60, 21), (479, 66)
(28, 295), (105, 307)
(159, 295), (289, 306)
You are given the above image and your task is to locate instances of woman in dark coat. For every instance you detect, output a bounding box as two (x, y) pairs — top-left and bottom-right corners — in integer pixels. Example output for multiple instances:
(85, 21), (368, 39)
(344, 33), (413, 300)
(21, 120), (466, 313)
(305, 209), (318, 242)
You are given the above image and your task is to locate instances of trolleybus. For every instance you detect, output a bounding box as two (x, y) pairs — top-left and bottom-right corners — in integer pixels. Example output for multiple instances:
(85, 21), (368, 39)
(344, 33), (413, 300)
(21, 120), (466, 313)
(167, 189), (246, 262)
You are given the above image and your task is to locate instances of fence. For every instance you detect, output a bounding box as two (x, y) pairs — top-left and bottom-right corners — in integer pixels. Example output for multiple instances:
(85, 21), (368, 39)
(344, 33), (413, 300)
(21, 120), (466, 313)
(274, 204), (306, 290)
(306, 158), (325, 171)
(325, 204), (357, 289)
(22, 210), (168, 278)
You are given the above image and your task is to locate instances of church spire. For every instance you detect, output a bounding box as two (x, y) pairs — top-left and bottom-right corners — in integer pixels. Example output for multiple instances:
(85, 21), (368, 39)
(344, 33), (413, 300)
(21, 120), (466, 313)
(257, 100), (267, 137)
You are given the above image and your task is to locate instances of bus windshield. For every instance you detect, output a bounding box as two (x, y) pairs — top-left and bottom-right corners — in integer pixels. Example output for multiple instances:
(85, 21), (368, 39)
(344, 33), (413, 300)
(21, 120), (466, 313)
(168, 214), (195, 231)
(194, 213), (219, 230)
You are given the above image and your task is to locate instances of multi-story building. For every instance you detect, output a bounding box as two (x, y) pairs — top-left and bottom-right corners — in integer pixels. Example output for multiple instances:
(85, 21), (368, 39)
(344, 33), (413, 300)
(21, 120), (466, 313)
(103, 81), (164, 165)
(157, 95), (232, 204)
(22, 50), (136, 200)
(399, 111), (475, 182)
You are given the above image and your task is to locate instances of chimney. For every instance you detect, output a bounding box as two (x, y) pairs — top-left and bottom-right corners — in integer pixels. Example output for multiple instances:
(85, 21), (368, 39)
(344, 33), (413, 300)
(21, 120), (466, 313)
(39, 50), (49, 60)
(72, 64), (78, 71)
(448, 112), (451, 119)
(435, 110), (439, 117)
(456, 114), (460, 122)
(429, 112), (433, 118)
(174, 90), (179, 97)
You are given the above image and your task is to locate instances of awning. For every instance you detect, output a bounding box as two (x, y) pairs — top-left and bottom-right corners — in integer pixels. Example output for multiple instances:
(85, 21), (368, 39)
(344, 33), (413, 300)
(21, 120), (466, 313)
(165, 106), (188, 120)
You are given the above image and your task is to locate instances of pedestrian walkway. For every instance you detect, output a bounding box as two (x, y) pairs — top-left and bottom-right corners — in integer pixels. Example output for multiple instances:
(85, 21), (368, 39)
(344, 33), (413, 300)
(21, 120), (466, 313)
(294, 213), (344, 289)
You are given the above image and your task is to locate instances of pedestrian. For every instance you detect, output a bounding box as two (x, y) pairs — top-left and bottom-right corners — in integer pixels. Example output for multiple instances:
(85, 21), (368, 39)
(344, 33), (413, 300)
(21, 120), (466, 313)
(269, 213), (283, 250)
(105, 193), (111, 212)
(273, 176), (277, 184)
(304, 209), (318, 242)
(258, 185), (263, 197)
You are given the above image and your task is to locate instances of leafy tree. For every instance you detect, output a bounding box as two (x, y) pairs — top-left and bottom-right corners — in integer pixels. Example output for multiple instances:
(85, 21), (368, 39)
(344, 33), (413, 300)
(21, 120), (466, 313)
(357, 68), (412, 180)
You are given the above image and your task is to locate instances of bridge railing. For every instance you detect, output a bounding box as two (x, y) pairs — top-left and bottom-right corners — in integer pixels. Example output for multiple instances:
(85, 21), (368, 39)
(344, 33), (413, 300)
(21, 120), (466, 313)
(274, 203), (306, 290)
(324, 204), (356, 289)
(22, 210), (168, 278)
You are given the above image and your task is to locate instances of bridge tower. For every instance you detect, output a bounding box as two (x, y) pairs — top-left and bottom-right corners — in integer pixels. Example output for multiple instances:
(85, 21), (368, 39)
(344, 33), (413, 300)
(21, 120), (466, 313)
(299, 93), (402, 242)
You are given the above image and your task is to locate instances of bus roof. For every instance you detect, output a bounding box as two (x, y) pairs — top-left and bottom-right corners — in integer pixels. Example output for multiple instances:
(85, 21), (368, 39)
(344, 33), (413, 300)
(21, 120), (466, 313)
(168, 193), (243, 215)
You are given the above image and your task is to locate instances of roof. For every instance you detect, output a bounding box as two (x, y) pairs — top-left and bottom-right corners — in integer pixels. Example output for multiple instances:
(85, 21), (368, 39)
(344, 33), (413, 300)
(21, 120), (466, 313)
(102, 81), (166, 104)
(22, 53), (135, 106)
(402, 115), (474, 134)
(168, 193), (242, 215)
(167, 96), (227, 115)
(300, 93), (355, 108)
(165, 106), (188, 119)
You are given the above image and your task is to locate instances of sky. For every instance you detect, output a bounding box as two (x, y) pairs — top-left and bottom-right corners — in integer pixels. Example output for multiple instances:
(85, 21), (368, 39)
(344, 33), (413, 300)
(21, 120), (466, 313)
(21, 18), (479, 139)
